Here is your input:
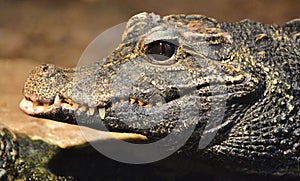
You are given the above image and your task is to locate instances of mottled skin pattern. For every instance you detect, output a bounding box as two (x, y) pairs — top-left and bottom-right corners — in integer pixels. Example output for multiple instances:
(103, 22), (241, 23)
(0, 127), (73, 180)
(18, 12), (300, 175)
(0, 127), (18, 180)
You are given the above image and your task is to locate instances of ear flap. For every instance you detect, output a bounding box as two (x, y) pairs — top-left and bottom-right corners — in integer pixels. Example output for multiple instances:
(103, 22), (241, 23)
(284, 18), (300, 48)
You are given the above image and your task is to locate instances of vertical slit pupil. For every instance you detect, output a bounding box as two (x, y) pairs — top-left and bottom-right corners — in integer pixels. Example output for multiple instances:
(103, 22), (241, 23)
(160, 42), (165, 55)
(146, 40), (176, 61)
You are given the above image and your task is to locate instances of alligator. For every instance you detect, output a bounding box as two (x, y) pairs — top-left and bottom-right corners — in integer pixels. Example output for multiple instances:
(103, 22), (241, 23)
(16, 12), (300, 176)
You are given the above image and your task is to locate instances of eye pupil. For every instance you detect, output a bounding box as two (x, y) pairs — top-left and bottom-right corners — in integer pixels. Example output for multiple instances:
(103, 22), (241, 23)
(146, 40), (176, 61)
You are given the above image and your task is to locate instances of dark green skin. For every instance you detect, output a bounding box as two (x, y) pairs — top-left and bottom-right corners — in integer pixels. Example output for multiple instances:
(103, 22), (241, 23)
(0, 128), (18, 180)
(18, 13), (300, 175)
(0, 127), (75, 180)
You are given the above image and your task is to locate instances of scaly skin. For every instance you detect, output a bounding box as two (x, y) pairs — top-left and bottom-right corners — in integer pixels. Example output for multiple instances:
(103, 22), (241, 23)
(19, 12), (300, 175)
(0, 127), (18, 180)
(0, 126), (74, 180)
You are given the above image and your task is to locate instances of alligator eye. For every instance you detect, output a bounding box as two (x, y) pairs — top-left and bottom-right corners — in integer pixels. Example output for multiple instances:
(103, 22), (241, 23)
(145, 40), (177, 64)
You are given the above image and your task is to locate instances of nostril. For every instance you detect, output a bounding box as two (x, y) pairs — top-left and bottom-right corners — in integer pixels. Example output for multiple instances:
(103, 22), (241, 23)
(42, 66), (48, 72)
(41, 64), (55, 72)
(36, 64), (59, 76)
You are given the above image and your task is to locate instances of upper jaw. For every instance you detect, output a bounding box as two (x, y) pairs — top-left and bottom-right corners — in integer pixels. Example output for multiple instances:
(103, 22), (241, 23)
(19, 92), (153, 126)
(19, 93), (108, 124)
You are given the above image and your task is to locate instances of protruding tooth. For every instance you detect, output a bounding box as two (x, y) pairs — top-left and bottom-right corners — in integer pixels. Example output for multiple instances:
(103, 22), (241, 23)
(87, 107), (95, 116)
(54, 94), (61, 107)
(72, 103), (79, 110)
(79, 106), (87, 112)
(98, 108), (106, 119)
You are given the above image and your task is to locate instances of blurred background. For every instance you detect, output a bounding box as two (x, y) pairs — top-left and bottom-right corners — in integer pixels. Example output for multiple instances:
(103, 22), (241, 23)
(0, 0), (299, 67)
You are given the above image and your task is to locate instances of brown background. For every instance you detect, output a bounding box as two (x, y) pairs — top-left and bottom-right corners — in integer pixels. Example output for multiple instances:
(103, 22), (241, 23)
(0, 0), (299, 67)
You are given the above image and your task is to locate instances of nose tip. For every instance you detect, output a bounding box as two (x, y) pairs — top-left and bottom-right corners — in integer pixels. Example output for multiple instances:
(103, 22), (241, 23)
(22, 64), (68, 103)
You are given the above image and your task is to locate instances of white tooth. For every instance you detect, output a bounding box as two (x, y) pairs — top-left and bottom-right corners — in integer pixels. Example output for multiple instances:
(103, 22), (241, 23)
(87, 107), (95, 116)
(54, 94), (61, 107)
(98, 108), (106, 119)
(72, 103), (79, 110)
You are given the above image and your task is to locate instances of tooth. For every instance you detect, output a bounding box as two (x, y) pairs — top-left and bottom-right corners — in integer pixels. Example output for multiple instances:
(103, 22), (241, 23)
(72, 103), (79, 110)
(79, 106), (87, 112)
(98, 108), (106, 119)
(87, 107), (95, 116)
(54, 94), (61, 107)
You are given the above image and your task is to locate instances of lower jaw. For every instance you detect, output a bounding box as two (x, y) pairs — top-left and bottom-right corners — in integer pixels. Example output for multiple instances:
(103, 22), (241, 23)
(20, 98), (150, 142)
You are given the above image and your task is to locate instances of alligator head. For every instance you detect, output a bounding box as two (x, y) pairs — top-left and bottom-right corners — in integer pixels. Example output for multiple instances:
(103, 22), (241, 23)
(20, 12), (261, 140)
(19, 13), (300, 174)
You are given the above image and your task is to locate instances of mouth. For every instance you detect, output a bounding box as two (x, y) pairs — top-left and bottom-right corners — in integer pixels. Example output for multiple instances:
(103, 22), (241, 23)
(19, 93), (179, 140)
(19, 93), (109, 124)
(19, 93), (153, 125)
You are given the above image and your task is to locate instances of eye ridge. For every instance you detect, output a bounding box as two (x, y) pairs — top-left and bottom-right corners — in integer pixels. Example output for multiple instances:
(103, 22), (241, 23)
(145, 40), (177, 63)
